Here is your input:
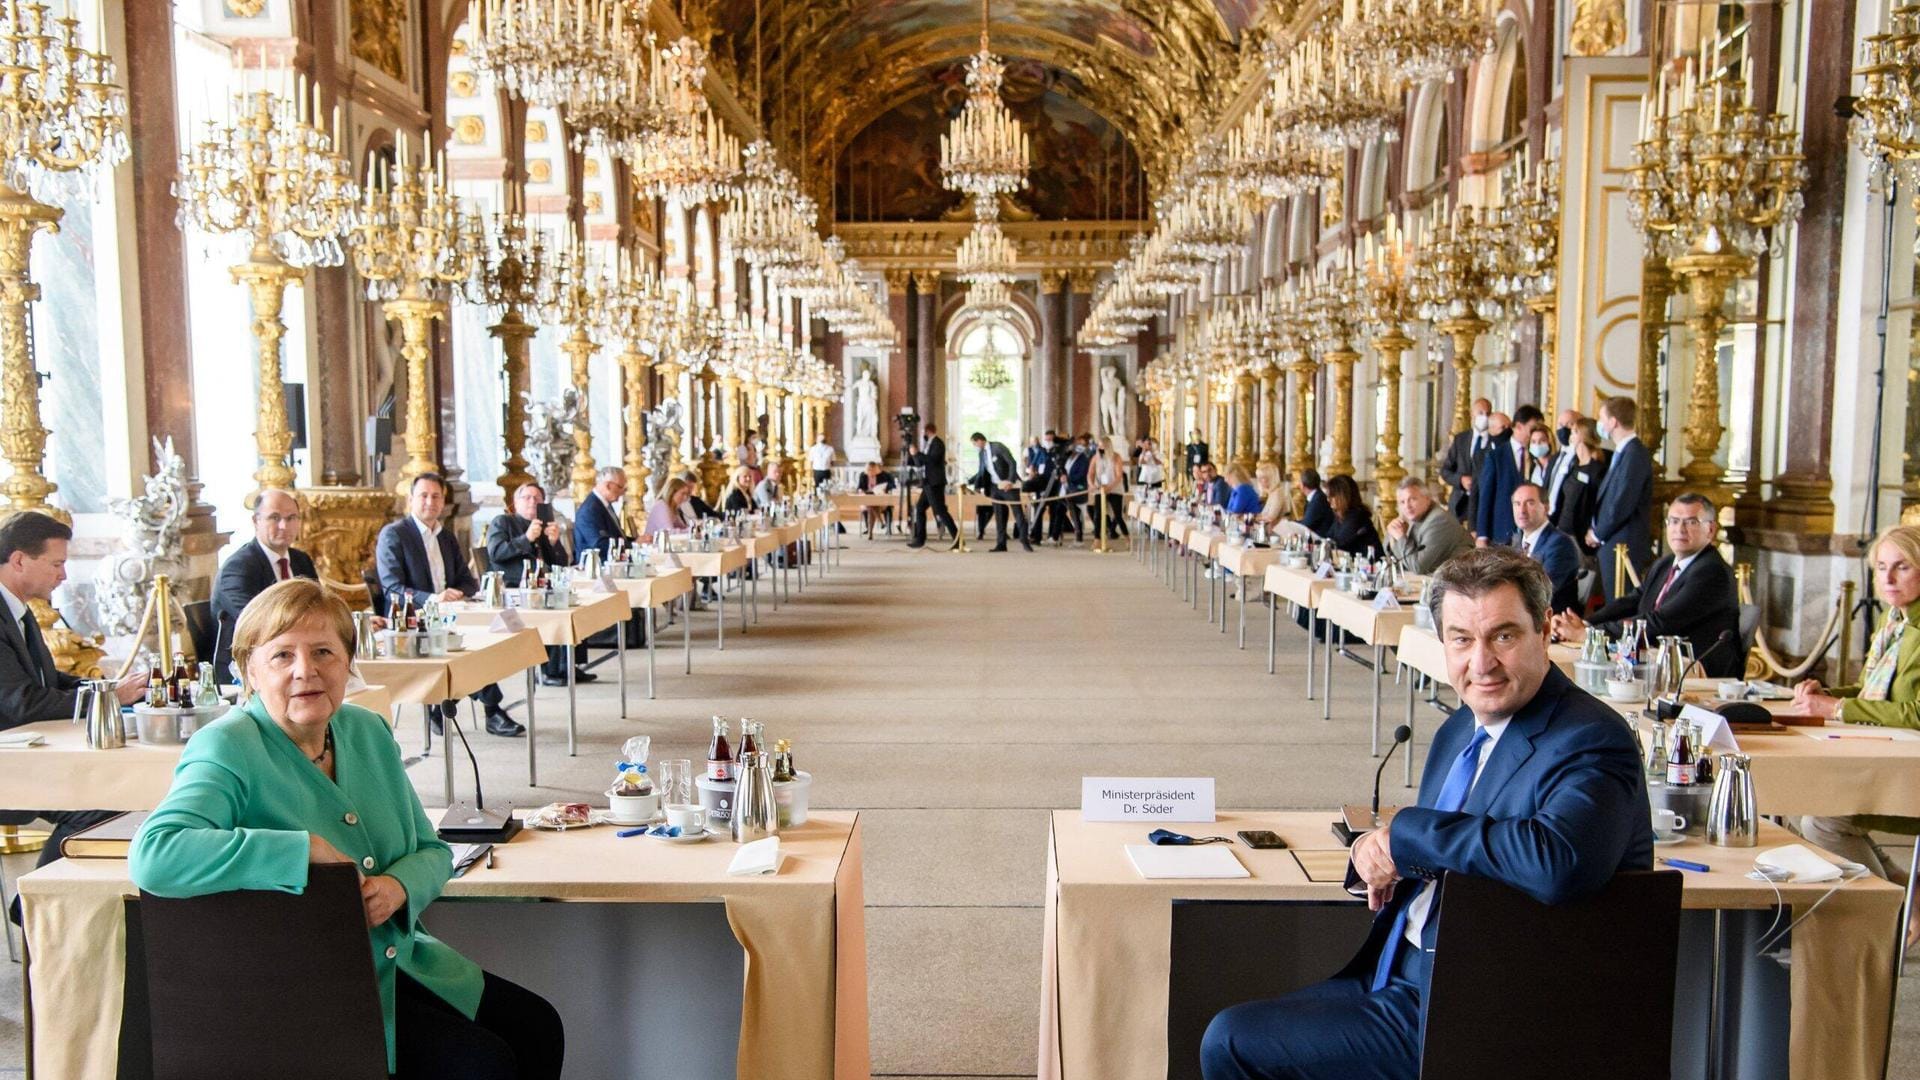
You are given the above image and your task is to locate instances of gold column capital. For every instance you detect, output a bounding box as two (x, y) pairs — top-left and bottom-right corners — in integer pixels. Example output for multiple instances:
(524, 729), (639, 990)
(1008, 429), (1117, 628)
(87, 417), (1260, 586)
(883, 268), (912, 294)
(1040, 270), (1070, 295)
(1066, 268), (1099, 295)
(910, 270), (942, 295)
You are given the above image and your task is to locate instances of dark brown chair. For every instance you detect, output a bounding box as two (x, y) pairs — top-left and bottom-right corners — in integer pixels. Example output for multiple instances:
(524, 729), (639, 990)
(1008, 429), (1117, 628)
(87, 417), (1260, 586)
(1420, 870), (1682, 1080)
(135, 863), (387, 1080)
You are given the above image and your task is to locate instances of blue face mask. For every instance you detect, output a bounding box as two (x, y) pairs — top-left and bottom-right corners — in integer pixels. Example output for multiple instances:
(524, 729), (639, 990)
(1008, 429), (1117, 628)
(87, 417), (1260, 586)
(1529, 443), (1550, 459)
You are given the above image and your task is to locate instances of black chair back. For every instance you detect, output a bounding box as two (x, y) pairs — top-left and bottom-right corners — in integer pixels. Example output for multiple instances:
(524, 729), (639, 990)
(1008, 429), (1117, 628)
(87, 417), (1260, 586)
(1420, 870), (1682, 1080)
(136, 863), (388, 1080)
(179, 600), (215, 666)
(363, 568), (388, 617)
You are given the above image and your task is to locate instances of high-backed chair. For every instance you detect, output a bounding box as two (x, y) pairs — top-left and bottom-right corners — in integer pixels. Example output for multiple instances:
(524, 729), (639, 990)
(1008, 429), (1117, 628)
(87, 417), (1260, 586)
(1420, 870), (1682, 1079)
(135, 863), (387, 1080)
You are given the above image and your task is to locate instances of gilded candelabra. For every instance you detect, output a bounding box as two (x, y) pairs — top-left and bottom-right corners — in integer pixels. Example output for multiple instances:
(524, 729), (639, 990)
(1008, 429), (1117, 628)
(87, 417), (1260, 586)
(603, 248), (664, 527)
(0, 0), (128, 519)
(1409, 205), (1505, 439)
(545, 232), (607, 504)
(175, 75), (357, 504)
(462, 212), (552, 495)
(1306, 261), (1363, 480)
(1628, 54), (1804, 494)
(350, 138), (482, 495)
(1360, 221), (1417, 519)
(1495, 156), (1561, 409)
(1851, 3), (1920, 201)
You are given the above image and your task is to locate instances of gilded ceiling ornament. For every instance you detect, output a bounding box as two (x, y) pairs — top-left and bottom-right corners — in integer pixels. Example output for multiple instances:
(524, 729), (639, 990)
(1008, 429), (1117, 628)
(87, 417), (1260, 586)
(526, 119), (548, 143)
(1568, 0), (1627, 57)
(529, 158), (553, 184)
(222, 0), (267, 17)
(348, 0), (406, 83)
(584, 157), (601, 178)
(454, 115), (486, 144)
(450, 70), (478, 98)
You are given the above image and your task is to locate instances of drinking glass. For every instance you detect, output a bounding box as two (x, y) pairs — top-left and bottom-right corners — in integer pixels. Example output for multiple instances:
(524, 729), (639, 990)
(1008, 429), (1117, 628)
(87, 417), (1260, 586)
(658, 759), (693, 806)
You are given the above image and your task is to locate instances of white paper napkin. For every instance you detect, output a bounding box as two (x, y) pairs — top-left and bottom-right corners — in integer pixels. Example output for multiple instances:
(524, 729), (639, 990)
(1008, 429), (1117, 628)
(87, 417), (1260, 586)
(0, 731), (46, 748)
(1753, 843), (1860, 883)
(726, 836), (784, 876)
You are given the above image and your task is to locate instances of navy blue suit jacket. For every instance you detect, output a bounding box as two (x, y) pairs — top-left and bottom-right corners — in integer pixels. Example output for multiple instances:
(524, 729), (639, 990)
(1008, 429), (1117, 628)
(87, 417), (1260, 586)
(1199, 476), (1231, 507)
(573, 491), (627, 560)
(1473, 433), (1526, 542)
(1591, 435), (1653, 564)
(1343, 666), (1652, 984)
(1299, 489), (1334, 535)
(212, 541), (319, 681)
(375, 518), (479, 609)
(1515, 527), (1581, 613)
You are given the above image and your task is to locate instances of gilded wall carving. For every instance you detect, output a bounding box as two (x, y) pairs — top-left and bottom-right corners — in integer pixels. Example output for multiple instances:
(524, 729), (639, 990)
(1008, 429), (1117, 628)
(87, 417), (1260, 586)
(349, 0), (406, 83)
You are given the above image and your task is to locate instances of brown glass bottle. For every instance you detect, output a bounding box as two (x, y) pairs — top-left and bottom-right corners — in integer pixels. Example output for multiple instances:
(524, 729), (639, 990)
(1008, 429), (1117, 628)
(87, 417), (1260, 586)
(707, 717), (732, 781)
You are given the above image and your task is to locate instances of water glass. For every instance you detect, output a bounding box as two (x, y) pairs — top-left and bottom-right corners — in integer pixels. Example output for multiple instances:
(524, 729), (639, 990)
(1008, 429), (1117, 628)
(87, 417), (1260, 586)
(657, 759), (693, 806)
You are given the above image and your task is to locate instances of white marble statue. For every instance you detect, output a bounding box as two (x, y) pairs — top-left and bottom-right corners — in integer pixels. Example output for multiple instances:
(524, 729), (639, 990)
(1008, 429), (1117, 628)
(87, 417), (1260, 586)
(94, 437), (190, 637)
(851, 366), (880, 442)
(642, 399), (685, 500)
(524, 388), (583, 498)
(1098, 365), (1128, 440)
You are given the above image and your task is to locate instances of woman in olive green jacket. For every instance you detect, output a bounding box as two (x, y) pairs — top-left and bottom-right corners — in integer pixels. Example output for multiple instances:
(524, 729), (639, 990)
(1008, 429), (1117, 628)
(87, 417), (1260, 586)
(130, 579), (562, 1078)
(1792, 524), (1920, 947)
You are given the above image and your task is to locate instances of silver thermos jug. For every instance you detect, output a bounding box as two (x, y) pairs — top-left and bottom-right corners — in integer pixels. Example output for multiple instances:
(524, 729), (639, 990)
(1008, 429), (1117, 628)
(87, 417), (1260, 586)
(730, 751), (778, 843)
(1705, 752), (1757, 847)
(75, 679), (125, 749)
(352, 611), (379, 657)
(578, 549), (604, 579)
(478, 571), (507, 608)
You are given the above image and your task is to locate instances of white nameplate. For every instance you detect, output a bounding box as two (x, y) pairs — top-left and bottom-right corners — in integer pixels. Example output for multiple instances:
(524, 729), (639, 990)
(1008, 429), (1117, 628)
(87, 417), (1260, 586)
(1312, 562), (1334, 580)
(1680, 703), (1740, 753)
(1081, 777), (1216, 822)
(487, 609), (526, 633)
(1371, 590), (1402, 611)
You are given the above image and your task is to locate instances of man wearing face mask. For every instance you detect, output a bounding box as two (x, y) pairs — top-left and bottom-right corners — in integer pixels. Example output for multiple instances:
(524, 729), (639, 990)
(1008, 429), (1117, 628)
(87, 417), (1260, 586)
(1543, 408), (1584, 520)
(1586, 396), (1653, 601)
(1474, 407), (1543, 547)
(1438, 397), (1492, 525)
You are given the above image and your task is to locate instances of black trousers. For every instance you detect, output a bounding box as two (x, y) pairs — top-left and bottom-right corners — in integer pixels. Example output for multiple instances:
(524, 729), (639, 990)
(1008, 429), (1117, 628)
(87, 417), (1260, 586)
(393, 968), (563, 1080)
(811, 469), (831, 488)
(1090, 492), (1128, 537)
(986, 496), (1029, 547)
(910, 485), (958, 544)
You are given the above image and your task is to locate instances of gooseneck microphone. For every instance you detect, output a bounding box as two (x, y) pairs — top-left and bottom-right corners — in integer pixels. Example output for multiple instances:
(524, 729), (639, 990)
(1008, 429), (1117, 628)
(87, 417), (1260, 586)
(1372, 725), (1415, 820)
(1689, 630), (1737, 682)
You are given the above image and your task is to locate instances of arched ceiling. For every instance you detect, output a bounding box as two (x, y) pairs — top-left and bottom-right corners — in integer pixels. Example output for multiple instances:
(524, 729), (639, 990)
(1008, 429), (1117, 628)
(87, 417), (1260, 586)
(680, 0), (1296, 211)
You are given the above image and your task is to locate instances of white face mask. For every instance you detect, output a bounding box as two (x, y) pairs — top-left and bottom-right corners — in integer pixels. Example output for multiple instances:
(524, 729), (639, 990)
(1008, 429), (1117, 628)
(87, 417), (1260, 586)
(1598, 420), (1615, 444)
(1529, 443), (1550, 460)
(1471, 413), (1489, 433)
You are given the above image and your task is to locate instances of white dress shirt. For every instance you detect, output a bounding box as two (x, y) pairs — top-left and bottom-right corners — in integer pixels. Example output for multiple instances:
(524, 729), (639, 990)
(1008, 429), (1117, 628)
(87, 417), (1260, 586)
(0, 580), (29, 631)
(1518, 523), (1549, 556)
(807, 442), (835, 471)
(413, 516), (447, 594)
(1401, 717), (1510, 948)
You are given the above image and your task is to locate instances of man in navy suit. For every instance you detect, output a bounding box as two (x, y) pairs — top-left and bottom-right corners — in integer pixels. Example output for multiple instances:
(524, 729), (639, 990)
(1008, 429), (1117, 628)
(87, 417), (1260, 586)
(211, 488), (322, 683)
(1588, 396), (1653, 601)
(1508, 483), (1580, 614)
(1296, 468), (1334, 536)
(376, 473), (524, 738)
(1202, 548), (1651, 1080)
(573, 466), (630, 560)
(1473, 405), (1543, 547)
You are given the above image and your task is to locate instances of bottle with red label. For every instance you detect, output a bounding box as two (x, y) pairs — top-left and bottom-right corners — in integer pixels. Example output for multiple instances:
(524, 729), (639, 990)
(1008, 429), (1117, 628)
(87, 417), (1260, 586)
(707, 716), (733, 781)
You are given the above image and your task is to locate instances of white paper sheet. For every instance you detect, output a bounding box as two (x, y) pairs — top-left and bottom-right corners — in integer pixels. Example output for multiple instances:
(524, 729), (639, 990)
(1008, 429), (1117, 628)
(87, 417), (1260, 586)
(1124, 844), (1249, 880)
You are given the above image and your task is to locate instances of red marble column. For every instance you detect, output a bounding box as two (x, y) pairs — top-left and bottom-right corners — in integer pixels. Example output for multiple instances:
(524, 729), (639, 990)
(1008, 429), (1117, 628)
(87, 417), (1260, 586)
(1066, 270), (1096, 434)
(123, 0), (194, 468)
(913, 271), (940, 434)
(884, 270), (911, 459)
(1039, 271), (1068, 431)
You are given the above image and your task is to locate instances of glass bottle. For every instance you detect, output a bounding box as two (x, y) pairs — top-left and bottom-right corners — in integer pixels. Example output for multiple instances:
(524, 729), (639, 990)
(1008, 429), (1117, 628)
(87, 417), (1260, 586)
(1645, 717), (1668, 781)
(707, 717), (733, 782)
(738, 718), (762, 758)
(771, 739), (796, 783)
(1665, 721), (1695, 786)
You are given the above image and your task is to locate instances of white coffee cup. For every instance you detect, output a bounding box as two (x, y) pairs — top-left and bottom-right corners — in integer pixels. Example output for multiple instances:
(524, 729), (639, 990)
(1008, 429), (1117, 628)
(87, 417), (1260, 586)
(1652, 807), (1687, 839)
(665, 803), (705, 833)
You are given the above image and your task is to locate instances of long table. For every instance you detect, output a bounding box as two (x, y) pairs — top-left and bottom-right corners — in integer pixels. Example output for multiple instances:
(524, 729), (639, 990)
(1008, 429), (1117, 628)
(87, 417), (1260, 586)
(1039, 810), (1899, 1080)
(669, 545), (749, 649)
(1312, 588), (1418, 751)
(448, 590), (630, 757)
(0, 684), (394, 813)
(1263, 565), (1334, 691)
(1214, 542), (1281, 648)
(359, 628), (548, 797)
(20, 811), (870, 1080)
(604, 567), (696, 697)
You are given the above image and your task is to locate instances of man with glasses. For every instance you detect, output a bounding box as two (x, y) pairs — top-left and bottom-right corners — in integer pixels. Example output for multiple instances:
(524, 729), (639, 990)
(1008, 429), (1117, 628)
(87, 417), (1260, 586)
(211, 488), (321, 683)
(1549, 492), (1743, 677)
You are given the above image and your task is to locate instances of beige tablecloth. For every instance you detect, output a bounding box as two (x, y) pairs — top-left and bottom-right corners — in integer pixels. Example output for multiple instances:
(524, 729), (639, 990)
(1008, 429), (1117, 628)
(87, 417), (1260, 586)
(1038, 810), (1897, 1080)
(0, 685), (395, 812)
(605, 566), (695, 610)
(1215, 543), (1279, 580)
(355, 629), (547, 704)
(447, 590), (628, 648)
(1264, 564), (1332, 609)
(21, 812), (869, 1080)
(673, 544), (748, 580)
(1313, 588), (1417, 647)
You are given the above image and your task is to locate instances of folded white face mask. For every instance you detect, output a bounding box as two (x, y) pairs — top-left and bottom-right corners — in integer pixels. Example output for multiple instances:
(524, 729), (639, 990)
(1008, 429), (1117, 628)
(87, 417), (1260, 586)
(1752, 843), (1858, 883)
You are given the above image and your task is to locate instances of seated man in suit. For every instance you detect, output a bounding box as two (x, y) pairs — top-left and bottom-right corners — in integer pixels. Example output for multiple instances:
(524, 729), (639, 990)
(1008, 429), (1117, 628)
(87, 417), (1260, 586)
(377, 473), (523, 738)
(752, 459), (786, 508)
(1550, 492), (1744, 677)
(211, 487), (321, 683)
(1202, 548), (1651, 1080)
(1193, 461), (1231, 508)
(574, 466), (631, 560)
(1384, 477), (1473, 574)
(0, 512), (148, 907)
(486, 481), (595, 688)
(968, 432), (1033, 552)
(1296, 468), (1335, 536)
(1509, 482), (1580, 614)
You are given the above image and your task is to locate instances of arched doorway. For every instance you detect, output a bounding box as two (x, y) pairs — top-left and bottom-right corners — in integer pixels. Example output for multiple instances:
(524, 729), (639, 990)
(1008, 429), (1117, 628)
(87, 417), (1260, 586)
(945, 309), (1031, 453)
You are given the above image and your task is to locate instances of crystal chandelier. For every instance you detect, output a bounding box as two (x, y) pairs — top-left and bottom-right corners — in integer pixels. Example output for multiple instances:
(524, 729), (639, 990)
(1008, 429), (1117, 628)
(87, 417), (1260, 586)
(940, 0), (1030, 203)
(1627, 56), (1806, 262)
(725, 140), (807, 269)
(1853, 4), (1920, 193)
(1233, 96), (1329, 203)
(955, 219), (1017, 283)
(570, 31), (708, 155)
(469, 0), (633, 117)
(175, 77), (358, 268)
(968, 331), (1015, 391)
(629, 103), (740, 205)
(1269, 29), (1403, 152)
(1343, 0), (1495, 86)
(0, 0), (128, 203)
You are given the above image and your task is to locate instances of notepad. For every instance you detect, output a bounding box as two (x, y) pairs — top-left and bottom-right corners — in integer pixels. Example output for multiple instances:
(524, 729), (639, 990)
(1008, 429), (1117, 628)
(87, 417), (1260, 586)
(1291, 850), (1353, 883)
(1124, 844), (1250, 880)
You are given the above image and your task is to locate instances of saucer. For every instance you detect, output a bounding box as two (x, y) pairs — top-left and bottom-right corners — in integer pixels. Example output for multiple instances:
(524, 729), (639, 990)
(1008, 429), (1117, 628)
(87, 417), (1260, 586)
(1653, 833), (1687, 845)
(646, 827), (708, 844)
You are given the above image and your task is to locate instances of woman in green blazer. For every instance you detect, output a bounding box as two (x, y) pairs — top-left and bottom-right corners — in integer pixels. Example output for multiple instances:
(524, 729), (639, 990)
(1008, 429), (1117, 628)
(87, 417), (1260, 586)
(1792, 524), (1920, 948)
(130, 579), (562, 1079)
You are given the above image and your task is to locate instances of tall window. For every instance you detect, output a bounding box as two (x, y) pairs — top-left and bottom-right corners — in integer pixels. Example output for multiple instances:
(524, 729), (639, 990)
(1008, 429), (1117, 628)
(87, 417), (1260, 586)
(447, 18), (507, 497)
(951, 320), (1023, 451)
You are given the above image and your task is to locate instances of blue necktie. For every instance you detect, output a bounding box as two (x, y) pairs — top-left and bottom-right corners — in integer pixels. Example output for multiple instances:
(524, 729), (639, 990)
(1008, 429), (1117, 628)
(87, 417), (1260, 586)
(1370, 725), (1492, 991)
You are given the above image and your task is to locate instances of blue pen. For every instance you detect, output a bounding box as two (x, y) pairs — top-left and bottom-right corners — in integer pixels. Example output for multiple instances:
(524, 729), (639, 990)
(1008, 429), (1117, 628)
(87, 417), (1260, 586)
(616, 827), (648, 838)
(1659, 857), (1710, 873)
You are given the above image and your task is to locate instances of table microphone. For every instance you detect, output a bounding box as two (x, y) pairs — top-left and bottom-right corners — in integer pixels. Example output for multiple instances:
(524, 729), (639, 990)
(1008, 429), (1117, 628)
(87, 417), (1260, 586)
(437, 706), (523, 844)
(1372, 724), (1414, 821)
(1655, 630), (1735, 721)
